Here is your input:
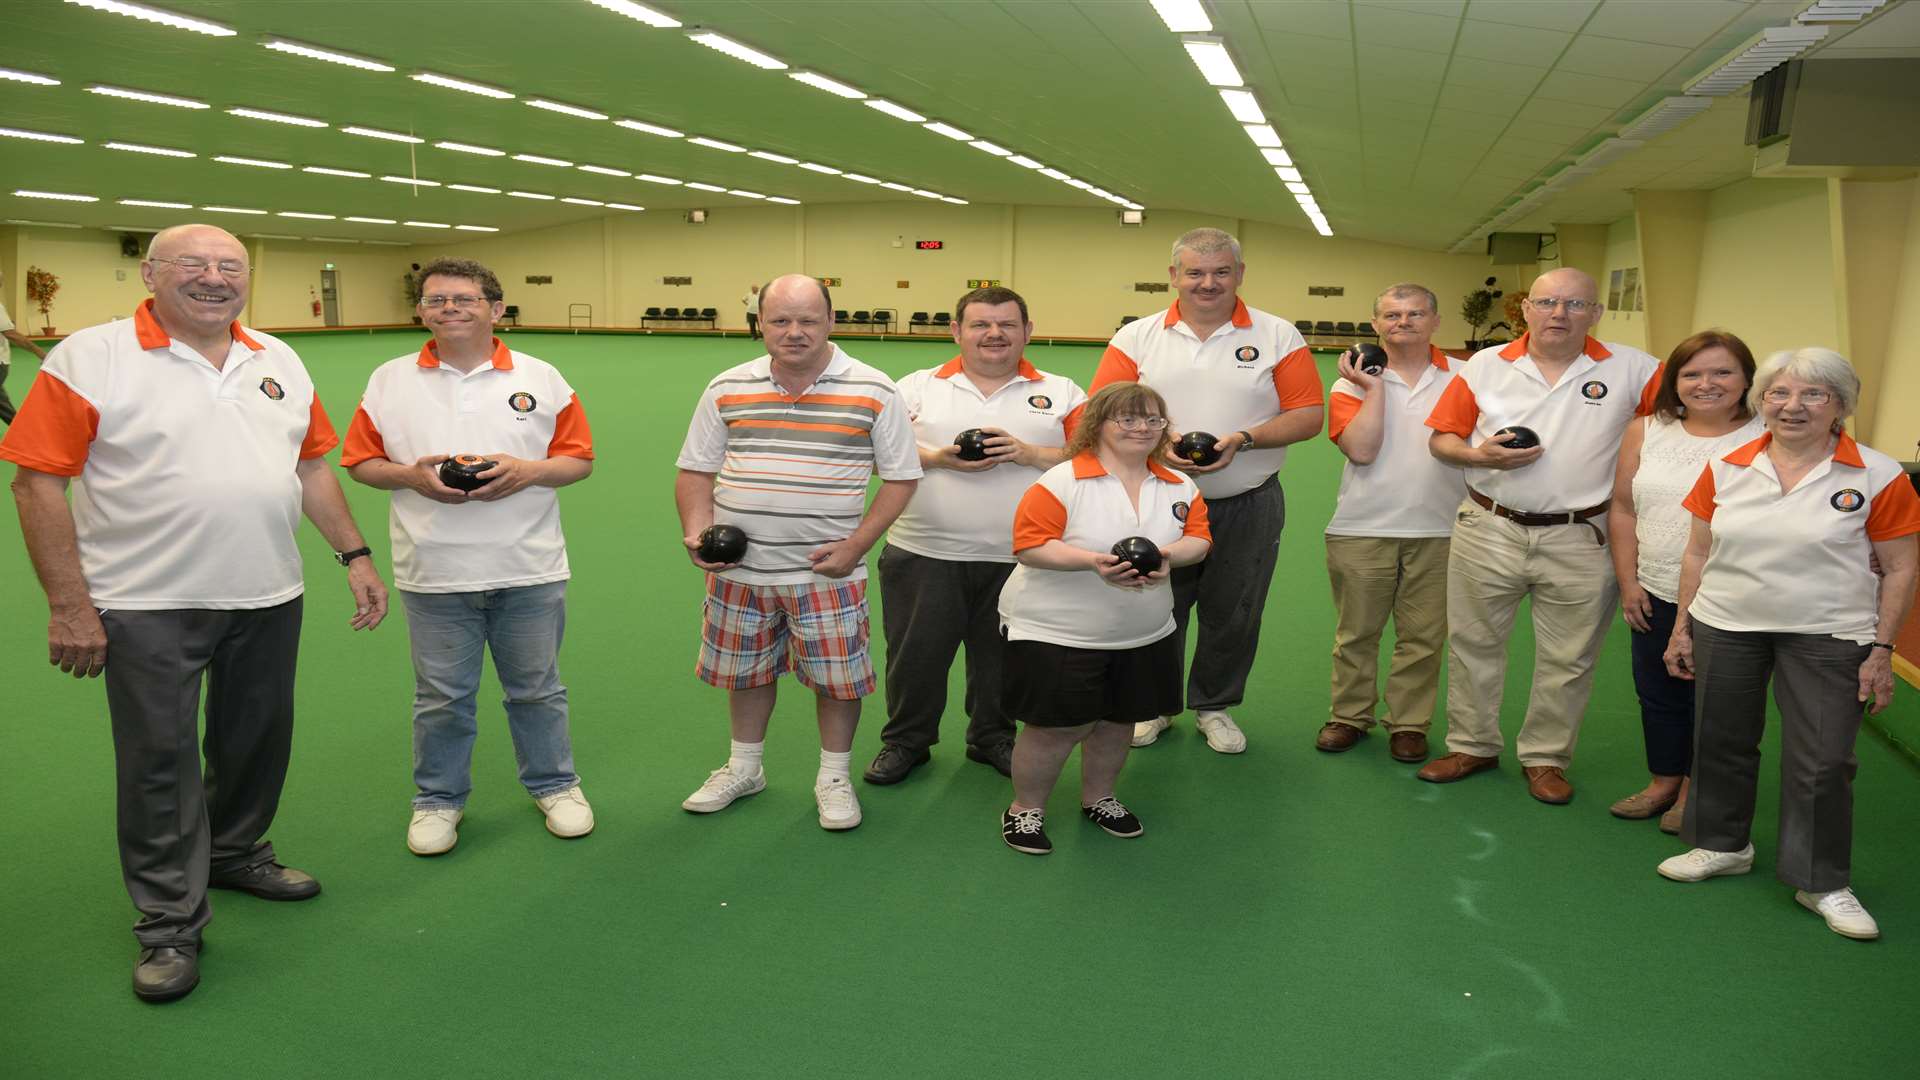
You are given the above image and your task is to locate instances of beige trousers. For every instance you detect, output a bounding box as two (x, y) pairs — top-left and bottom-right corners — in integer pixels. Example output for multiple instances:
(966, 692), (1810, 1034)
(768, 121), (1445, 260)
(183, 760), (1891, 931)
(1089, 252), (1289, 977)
(1324, 535), (1451, 733)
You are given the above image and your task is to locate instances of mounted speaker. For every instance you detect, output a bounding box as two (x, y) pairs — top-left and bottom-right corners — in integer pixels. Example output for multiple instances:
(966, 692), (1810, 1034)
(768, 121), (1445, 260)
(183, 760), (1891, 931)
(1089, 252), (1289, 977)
(1487, 232), (1544, 264)
(119, 233), (142, 258)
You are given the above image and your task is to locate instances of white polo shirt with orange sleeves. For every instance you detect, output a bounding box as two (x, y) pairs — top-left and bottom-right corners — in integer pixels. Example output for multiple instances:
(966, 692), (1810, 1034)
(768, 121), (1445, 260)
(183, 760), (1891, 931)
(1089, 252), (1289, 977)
(1683, 432), (1920, 643)
(1088, 298), (1323, 500)
(1424, 333), (1661, 513)
(998, 452), (1213, 649)
(0, 299), (337, 609)
(888, 356), (1086, 562)
(340, 337), (594, 593)
(1325, 345), (1463, 538)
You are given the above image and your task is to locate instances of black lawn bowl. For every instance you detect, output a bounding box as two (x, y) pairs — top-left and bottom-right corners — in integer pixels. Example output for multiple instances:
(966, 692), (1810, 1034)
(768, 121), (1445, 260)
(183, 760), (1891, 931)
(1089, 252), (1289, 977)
(698, 524), (749, 564)
(954, 428), (992, 461)
(1174, 430), (1221, 468)
(1111, 536), (1164, 576)
(1494, 426), (1541, 450)
(1355, 343), (1388, 375)
(439, 455), (497, 492)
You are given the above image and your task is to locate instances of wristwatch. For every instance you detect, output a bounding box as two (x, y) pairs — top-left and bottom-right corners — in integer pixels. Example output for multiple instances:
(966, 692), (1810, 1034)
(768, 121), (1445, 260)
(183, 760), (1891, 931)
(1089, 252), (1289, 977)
(335, 547), (373, 567)
(1870, 641), (1895, 652)
(1236, 430), (1255, 451)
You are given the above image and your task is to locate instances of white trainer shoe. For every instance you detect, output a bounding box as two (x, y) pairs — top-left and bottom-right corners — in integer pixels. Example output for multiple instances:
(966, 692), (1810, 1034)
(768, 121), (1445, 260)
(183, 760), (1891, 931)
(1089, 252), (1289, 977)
(1132, 716), (1173, 747)
(1657, 843), (1755, 882)
(1194, 710), (1248, 754)
(534, 785), (595, 838)
(407, 807), (462, 856)
(1796, 887), (1880, 940)
(815, 775), (862, 830)
(682, 765), (767, 813)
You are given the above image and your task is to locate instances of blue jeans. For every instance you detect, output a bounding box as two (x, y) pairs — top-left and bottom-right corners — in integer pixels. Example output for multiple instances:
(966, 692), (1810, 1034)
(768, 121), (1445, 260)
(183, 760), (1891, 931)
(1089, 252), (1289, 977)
(401, 582), (578, 809)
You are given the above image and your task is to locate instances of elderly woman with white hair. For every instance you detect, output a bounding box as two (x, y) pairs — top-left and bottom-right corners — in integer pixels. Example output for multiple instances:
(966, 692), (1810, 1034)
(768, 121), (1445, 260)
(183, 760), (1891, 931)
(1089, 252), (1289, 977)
(1659, 347), (1920, 939)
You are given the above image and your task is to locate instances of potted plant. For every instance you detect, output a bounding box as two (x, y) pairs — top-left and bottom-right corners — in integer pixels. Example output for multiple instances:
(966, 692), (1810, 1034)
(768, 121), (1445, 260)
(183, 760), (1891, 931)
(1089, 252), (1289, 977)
(25, 265), (60, 335)
(402, 263), (424, 324)
(1459, 276), (1502, 349)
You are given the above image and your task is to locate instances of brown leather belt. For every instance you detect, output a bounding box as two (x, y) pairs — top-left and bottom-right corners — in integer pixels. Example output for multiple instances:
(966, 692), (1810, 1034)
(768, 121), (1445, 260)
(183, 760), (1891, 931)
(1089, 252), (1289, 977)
(1467, 488), (1609, 544)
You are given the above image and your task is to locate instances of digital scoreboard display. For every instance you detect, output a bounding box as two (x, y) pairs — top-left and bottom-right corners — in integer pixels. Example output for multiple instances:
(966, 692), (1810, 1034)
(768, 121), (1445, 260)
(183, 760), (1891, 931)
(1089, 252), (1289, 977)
(916, 240), (944, 250)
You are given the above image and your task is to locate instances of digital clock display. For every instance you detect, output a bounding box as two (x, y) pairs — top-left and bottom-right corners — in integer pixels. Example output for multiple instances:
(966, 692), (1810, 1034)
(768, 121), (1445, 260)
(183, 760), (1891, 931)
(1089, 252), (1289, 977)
(916, 240), (944, 250)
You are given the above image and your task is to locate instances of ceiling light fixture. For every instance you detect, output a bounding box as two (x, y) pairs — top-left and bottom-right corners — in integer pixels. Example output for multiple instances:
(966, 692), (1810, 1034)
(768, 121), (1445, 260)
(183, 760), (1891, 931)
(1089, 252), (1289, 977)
(0, 67), (62, 85)
(797, 162), (841, 175)
(1150, 0), (1212, 32)
(789, 71), (865, 98)
(120, 198), (192, 208)
(2, 127), (84, 144)
(86, 84), (208, 108)
(404, 220), (451, 228)
(1244, 124), (1281, 147)
(879, 181), (914, 192)
(750, 150), (799, 164)
(1038, 168), (1070, 181)
(1276, 167), (1302, 182)
(1259, 147), (1293, 167)
(911, 189), (942, 199)
(686, 29), (788, 70)
(636, 173), (683, 185)
(437, 140), (505, 156)
(688, 136), (747, 152)
(305, 165), (372, 177)
(605, 202), (645, 211)
(1181, 36), (1244, 87)
(105, 140), (192, 156)
(14, 189), (99, 202)
(561, 197), (605, 206)
(766, 197), (800, 205)
(381, 175), (440, 186)
(448, 183), (502, 193)
(410, 71), (515, 99)
(227, 107), (328, 127)
(1007, 155), (1045, 169)
(278, 211), (336, 219)
(1285, 181), (1311, 195)
(864, 99), (925, 123)
(1219, 88), (1264, 124)
(200, 205), (267, 214)
(615, 119), (684, 138)
(65, 0), (235, 36)
(513, 153), (574, 166)
(587, 0), (681, 28)
(343, 125), (423, 143)
(214, 155), (294, 169)
(260, 38), (394, 71)
(345, 216), (397, 223)
(969, 140), (1011, 156)
(527, 98), (609, 120)
(578, 164), (631, 176)
(940, 196), (968, 205)
(728, 190), (766, 199)
(685, 181), (728, 192)
(923, 121), (973, 140)
(507, 191), (556, 200)
(454, 224), (500, 232)
(842, 174), (881, 184)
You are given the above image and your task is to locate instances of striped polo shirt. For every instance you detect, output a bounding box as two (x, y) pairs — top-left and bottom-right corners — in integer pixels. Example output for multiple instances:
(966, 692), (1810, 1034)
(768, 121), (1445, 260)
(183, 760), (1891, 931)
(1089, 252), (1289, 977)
(677, 344), (922, 585)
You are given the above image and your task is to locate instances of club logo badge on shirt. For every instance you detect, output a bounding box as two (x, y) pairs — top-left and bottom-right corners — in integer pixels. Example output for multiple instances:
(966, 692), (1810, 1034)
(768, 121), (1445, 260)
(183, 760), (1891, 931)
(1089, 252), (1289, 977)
(1234, 346), (1260, 363)
(1172, 500), (1189, 522)
(508, 392), (537, 413)
(258, 377), (285, 401)
(1831, 488), (1866, 512)
(1580, 380), (1608, 400)
(1027, 394), (1053, 410)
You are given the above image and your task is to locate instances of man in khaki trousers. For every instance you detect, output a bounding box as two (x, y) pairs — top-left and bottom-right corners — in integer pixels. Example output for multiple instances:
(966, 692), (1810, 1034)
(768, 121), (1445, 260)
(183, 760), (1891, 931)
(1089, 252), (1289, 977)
(1318, 284), (1463, 763)
(1418, 269), (1662, 804)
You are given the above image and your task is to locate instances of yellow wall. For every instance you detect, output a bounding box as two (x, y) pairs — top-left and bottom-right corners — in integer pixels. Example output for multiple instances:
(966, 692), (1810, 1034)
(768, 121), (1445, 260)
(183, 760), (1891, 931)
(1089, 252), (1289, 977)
(1690, 178), (1838, 359)
(1867, 178), (1920, 460)
(1597, 215), (1648, 352)
(248, 239), (416, 328)
(7, 225), (152, 333)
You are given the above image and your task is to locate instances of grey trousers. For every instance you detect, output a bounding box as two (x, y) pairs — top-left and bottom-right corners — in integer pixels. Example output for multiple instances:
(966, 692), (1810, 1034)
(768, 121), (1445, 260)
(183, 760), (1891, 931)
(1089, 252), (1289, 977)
(876, 545), (1016, 751)
(100, 599), (303, 947)
(1168, 474), (1285, 712)
(1684, 619), (1868, 893)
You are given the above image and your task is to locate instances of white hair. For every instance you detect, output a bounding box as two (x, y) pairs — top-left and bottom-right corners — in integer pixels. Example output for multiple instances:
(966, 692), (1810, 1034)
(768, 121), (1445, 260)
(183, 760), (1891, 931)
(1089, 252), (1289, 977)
(1750, 347), (1859, 428)
(1171, 227), (1241, 265)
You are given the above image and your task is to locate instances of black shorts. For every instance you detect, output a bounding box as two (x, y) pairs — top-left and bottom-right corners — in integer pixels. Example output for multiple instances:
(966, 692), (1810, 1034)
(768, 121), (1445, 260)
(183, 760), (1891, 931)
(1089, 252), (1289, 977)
(1001, 632), (1183, 728)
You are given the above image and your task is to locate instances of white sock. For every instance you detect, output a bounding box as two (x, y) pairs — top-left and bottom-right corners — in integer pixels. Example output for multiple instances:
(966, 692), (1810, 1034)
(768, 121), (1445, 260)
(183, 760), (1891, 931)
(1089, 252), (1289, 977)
(728, 739), (764, 777)
(817, 748), (852, 786)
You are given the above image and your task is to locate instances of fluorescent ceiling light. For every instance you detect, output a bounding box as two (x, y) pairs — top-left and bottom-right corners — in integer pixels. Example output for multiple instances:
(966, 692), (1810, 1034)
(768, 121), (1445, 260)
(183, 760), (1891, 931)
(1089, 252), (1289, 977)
(120, 198), (192, 208)
(1182, 37), (1244, 88)
(86, 84), (208, 108)
(969, 140), (1011, 156)
(843, 174), (881, 184)
(880, 181), (914, 192)
(940, 196), (968, 205)
(437, 141), (505, 156)
(3, 127), (85, 144)
(578, 164), (631, 176)
(923, 121), (973, 140)
(561, 197), (605, 205)
(345, 216), (397, 223)
(1008, 155), (1045, 169)
(1123, 201), (1143, 210)
(789, 71), (865, 98)
(1038, 168), (1070, 181)
(307, 237), (359, 243)
(797, 162), (841, 174)
(410, 72), (514, 99)
(343, 126), (423, 143)
(616, 119), (684, 137)
(507, 191), (556, 200)
(3, 219), (84, 227)
(688, 137), (747, 152)
(1260, 147), (1293, 167)
(1285, 181), (1311, 194)
(728, 190), (766, 199)
(1151, 0), (1212, 32)
(587, 0), (680, 27)
(245, 233), (304, 240)
(1244, 124), (1281, 147)
(606, 202), (645, 211)
(381, 175), (440, 186)
(1312, 220), (1333, 237)
(14, 190), (98, 202)
(215, 156), (294, 169)
(404, 221), (451, 228)
(911, 189), (942, 199)
(228, 107), (328, 127)
(686, 30), (788, 70)
(0, 67), (61, 85)
(637, 173), (683, 185)
(305, 165), (372, 177)
(65, 1), (234, 36)
(685, 181), (727, 192)
(105, 140), (191, 156)
(1063, 178), (1093, 191)
(448, 183), (502, 193)
(527, 98), (608, 120)
(454, 224), (500, 232)
(750, 150), (799, 164)
(864, 99), (925, 122)
(1219, 89), (1264, 124)
(278, 211), (336, 219)
(513, 153), (574, 166)
(766, 197), (800, 205)
(1276, 167), (1302, 182)
(200, 205), (266, 214)
(260, 38), (393, 71)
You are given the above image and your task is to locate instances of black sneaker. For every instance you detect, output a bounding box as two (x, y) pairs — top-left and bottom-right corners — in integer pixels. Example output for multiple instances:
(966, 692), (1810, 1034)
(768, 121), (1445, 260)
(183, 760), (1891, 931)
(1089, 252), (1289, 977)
(965, 741), (1014, 777)
(1081, 796), (1143, 838)
(1002, 807), (1051, 855)
(862, 744), (930, 785)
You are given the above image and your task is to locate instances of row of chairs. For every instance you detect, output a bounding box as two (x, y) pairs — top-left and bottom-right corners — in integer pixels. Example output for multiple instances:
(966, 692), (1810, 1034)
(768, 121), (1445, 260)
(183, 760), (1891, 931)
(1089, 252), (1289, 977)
(1296, 319), (1379, 345)
(907, 312), (952, 333)
(832, 309), (895, 332)
(642, 306), (718, 328)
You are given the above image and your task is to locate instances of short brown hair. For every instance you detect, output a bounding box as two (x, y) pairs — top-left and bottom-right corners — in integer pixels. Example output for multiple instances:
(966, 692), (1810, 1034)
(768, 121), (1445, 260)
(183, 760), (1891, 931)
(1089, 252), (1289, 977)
(417, 256), (503, 302)
(954, 285), (1028, 325)
(1064, 382), (1173, 461)
(1652, 329), (1756, 422)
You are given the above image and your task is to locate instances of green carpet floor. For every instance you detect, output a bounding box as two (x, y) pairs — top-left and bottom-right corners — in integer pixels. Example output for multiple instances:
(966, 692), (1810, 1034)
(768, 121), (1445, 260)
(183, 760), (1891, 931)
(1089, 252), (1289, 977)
(2, 330), (1917, 1078)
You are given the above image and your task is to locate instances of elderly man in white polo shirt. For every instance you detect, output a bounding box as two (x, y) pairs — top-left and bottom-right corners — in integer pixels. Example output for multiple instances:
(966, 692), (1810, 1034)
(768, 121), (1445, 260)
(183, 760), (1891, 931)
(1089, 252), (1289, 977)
(0, 266), (50, 424)
(1090, 227), (1324, 754)
(0, 223), (389, 1003)
(343, 256), (597, 857)
(864, 285), (1084, 784)
(1421, 268), (1661, 804)
(675, 273), (921, 830)
(1318, 283), (1463, 764)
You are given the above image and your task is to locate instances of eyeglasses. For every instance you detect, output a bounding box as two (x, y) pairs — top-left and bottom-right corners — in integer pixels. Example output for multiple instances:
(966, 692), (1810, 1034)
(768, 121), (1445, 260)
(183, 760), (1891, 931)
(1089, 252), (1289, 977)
(1525, 297), (1595, 314)
(1761, 386), (1833, 406)
(420, 295), (491, 309)
(150, 256), (250, 278)
(1110, 415), (1169, 431)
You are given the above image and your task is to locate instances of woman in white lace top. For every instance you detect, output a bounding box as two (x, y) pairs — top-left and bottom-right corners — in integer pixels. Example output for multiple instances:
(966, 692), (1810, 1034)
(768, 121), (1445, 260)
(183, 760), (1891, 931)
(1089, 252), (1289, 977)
(1605, 330), (1762, 830)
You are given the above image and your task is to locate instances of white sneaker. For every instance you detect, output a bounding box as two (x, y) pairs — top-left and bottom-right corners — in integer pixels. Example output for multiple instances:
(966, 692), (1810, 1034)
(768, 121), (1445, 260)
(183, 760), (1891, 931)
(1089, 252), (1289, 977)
(1194, 710), (1247, 754)
(407, 807), (462, 856)
(815, 775), (862, 831)
(1132, 715), (1173, 747)
(1656, 843), (1755, 882)
(534, 785), (595, 838)
(1796, 887), (1880, 940)
(682, 765), (766, 813)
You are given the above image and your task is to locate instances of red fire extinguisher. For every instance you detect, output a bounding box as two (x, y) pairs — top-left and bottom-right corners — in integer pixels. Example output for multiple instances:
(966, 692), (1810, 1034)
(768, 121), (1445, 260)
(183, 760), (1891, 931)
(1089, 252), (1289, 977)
(310, 286), (322, 318)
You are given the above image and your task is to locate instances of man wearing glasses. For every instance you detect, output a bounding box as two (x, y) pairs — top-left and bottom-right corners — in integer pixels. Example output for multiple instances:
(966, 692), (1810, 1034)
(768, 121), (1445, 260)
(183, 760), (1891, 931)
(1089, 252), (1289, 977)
(342, 257), (597, 858)
(0, 223), (389, 1002)
(1420, 268), (1662, 804)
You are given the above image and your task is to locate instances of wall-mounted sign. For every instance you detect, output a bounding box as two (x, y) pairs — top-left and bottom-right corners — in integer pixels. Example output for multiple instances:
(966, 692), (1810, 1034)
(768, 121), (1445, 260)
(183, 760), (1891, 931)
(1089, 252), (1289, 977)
(897, 280), (910, 288)
(525, 275), (554, 285)
(967, 279), (1003, 288)
(663, 276), (692, 286)
(1308, 285), (1344, 297)
(1134, 282), (1170, 293)
(916, 240), (944, 250)
(817, 277), (842, 287)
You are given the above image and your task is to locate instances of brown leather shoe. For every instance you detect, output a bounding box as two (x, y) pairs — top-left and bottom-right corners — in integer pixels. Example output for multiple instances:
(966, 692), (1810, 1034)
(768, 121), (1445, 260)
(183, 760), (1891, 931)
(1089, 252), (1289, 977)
(1608, 788), (1678, 819)
(1389, 730), (1429, 763)
(1416, 752), (1498, 783)
(1524, 765), (1574, 805)
(1315, 723), (1366, 753)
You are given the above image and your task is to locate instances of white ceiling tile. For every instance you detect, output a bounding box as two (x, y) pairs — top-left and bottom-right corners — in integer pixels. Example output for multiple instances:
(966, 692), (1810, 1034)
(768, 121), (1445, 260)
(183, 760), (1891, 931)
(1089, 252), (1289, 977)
(1513, 97), (1616, 130)
(1437, 83), (1527, 116)
(1461, 0), (1600, 33)
(1532, 68), (1649, 109)
(1358, 44), (1454, 82)
(1445, 63), (1554, 94)
(1580, 0), (1747, 47)
(1249, 1), (1354, 40)
(1453, 19), (1576, 63)
(1557, 33), (1692, 80)
(1353, 3), (1462, 55)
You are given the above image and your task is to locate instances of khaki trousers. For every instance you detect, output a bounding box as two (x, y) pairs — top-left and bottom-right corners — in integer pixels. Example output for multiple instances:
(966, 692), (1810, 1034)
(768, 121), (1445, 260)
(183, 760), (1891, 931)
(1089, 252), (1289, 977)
(1324, 535), (1450, 733)
(1442, 500), (1617, 768)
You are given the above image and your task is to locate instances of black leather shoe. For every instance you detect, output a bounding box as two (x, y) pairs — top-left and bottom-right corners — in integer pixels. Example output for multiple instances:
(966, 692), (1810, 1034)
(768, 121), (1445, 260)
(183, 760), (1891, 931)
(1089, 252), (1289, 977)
(966, 741), (1014, 778)
(209, 862), (321, 901)
(862, 744), (930, 785)
(133, 944), (199, 1003)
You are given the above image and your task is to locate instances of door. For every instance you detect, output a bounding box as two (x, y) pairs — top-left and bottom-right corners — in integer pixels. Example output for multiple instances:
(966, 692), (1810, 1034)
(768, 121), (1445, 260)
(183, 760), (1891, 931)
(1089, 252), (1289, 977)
(320, 268), (341, 327)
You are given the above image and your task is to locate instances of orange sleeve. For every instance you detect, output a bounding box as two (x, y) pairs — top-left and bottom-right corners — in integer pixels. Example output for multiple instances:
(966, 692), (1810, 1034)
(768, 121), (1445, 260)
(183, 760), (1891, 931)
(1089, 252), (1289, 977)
(0, 372), (100, 476)
(1681, 463), (1717, 521)
(300, 396), (340, 460)
(1424, 375), (1479, 437)
(1087, 344), (1140, 394)
(339, 404), (387, 467)
(548, 393), (595, 460)
(1272, 346), (1324, 410)
(1182, 492), (1212, 543)
(1325, 388), (1361, 446)
(1635, 365), (1662, 417)
(1011, 483), (1068, 553)
(1865, 472), (1920, 541)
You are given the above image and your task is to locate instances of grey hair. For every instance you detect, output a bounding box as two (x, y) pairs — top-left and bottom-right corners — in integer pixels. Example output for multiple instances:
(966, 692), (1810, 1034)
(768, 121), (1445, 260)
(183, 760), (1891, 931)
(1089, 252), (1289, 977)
(1171, 227), (1242, 265)
(1750, 347), (1859, 430)
(1375, 282), (1439, 316)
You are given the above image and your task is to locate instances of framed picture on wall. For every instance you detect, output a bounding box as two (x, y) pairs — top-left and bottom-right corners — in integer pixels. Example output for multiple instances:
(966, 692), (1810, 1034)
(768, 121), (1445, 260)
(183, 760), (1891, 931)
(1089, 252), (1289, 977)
(1621, 267), (1641, 313)
(1609, 269), (1624, 311)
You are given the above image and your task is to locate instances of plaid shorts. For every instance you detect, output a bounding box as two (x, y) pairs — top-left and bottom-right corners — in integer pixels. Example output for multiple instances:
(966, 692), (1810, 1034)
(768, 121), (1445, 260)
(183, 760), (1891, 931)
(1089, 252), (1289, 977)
(696, 576), (876, 699)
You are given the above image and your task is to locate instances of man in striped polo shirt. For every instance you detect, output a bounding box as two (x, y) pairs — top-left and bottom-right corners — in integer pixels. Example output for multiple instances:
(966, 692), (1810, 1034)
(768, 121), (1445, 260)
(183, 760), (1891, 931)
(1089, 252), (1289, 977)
(675, 274), (922, 831)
